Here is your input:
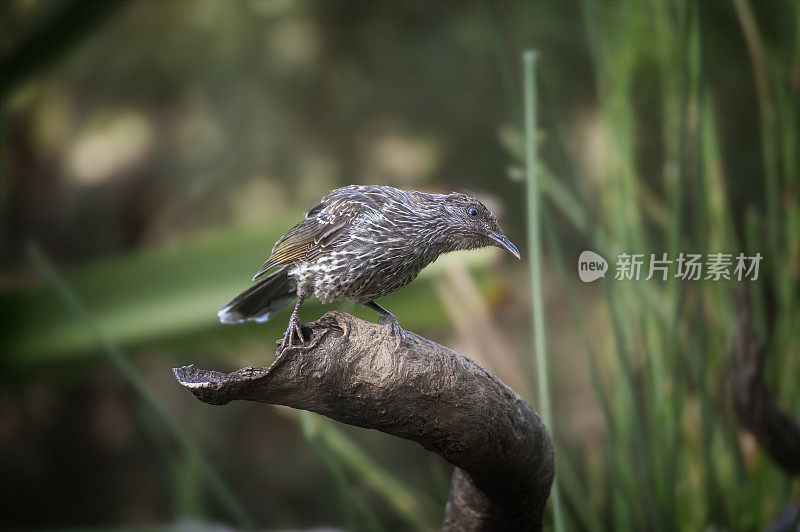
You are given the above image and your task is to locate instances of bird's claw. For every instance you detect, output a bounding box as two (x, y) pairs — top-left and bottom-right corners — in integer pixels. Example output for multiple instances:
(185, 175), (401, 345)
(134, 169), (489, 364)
(378, 313), (405, 349)
(278, 320), (306, 353)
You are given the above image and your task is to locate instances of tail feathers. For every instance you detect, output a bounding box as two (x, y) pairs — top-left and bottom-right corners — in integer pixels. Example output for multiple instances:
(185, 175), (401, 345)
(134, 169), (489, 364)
(218, 267), (296, 324)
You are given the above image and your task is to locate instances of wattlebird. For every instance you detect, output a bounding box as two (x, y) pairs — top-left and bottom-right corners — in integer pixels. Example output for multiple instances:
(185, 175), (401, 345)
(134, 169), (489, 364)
(218, 184), (520, 352)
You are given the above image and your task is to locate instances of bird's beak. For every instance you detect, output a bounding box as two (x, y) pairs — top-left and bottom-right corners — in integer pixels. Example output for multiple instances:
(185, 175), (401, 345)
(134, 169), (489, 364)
(487, 231), (521, 259)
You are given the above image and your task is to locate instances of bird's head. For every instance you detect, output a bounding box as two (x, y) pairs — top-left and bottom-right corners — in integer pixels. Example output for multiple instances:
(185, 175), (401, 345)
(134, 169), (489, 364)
(436, 192), (521, 259)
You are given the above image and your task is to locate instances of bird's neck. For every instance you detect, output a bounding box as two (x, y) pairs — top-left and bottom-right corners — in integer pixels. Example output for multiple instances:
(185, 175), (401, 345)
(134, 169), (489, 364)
(407, 219), (483, 263)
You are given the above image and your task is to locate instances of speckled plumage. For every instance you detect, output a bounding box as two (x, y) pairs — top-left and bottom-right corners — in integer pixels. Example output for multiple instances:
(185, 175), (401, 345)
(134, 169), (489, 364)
(219, 185), (520, 351)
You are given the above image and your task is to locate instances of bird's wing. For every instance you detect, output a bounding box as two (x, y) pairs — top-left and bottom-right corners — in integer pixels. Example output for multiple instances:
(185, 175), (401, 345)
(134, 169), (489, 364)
(251, 191), (372, 280)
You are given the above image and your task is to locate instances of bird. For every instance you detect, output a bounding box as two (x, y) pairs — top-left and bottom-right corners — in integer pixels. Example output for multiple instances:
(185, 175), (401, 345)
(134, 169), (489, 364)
(218, 184), (520, 352)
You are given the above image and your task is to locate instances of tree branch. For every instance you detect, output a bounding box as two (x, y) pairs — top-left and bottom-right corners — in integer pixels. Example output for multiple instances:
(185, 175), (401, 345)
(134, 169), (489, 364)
(173, 311), (554, 530)
(732, 291), (800, 476)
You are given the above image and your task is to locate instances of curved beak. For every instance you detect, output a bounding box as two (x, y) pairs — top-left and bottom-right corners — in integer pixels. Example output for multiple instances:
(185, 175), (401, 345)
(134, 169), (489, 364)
(487, 231), (521, 260)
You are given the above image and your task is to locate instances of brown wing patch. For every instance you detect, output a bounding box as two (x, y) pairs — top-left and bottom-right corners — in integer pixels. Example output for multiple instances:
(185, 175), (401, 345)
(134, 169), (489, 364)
(251, 206), (359, 280)
(252, 219), (318, 280)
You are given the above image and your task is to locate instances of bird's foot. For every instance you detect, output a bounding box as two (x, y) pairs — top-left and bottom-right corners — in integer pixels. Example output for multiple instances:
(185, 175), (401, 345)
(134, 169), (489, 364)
(378, 312), (405, 349)
(277, 319), (306, 353)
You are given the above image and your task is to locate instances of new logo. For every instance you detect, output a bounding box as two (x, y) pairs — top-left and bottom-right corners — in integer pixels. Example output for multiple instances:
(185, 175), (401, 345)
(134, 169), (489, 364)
(578, 250), (608, 283)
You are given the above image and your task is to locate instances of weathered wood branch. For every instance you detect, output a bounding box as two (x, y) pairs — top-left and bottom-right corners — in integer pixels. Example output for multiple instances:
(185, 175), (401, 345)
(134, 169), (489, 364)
(732, 292), (800, 476)
(173, 311), (554, 530)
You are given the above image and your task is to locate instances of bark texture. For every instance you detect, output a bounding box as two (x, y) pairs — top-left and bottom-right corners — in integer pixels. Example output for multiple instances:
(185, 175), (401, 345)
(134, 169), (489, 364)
(173, 311), (554, 530)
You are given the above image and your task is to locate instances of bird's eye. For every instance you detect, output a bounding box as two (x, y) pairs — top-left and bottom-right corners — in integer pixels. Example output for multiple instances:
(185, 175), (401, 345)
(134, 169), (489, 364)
(468, 207), (479, 218)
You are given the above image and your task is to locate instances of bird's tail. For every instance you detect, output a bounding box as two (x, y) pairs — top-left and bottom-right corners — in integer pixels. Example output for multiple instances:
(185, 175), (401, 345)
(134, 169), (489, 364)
(218, 266), (296, 324)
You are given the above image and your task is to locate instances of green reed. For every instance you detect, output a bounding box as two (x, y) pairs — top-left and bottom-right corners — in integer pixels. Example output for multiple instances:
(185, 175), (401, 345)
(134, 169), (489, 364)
(524, 49), (566, 532)
(507, 1), (800, 530)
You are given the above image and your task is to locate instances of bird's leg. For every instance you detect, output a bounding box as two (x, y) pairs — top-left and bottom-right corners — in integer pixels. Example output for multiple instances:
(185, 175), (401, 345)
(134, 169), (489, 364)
(365, 301), (405, 348)
(279, 294), (306, 353)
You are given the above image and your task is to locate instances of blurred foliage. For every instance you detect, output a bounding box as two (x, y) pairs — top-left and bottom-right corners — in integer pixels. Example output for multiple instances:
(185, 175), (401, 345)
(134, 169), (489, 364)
(508, 1), (799, 530)
(1, 0), (798, 530)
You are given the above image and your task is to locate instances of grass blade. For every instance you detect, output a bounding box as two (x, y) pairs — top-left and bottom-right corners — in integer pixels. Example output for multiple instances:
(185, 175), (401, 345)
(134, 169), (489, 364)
(523, 49), (564, 532)
(27, 242), (254, 530)
(300, 412), (386, 532)
(314, 420), (439, 531)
